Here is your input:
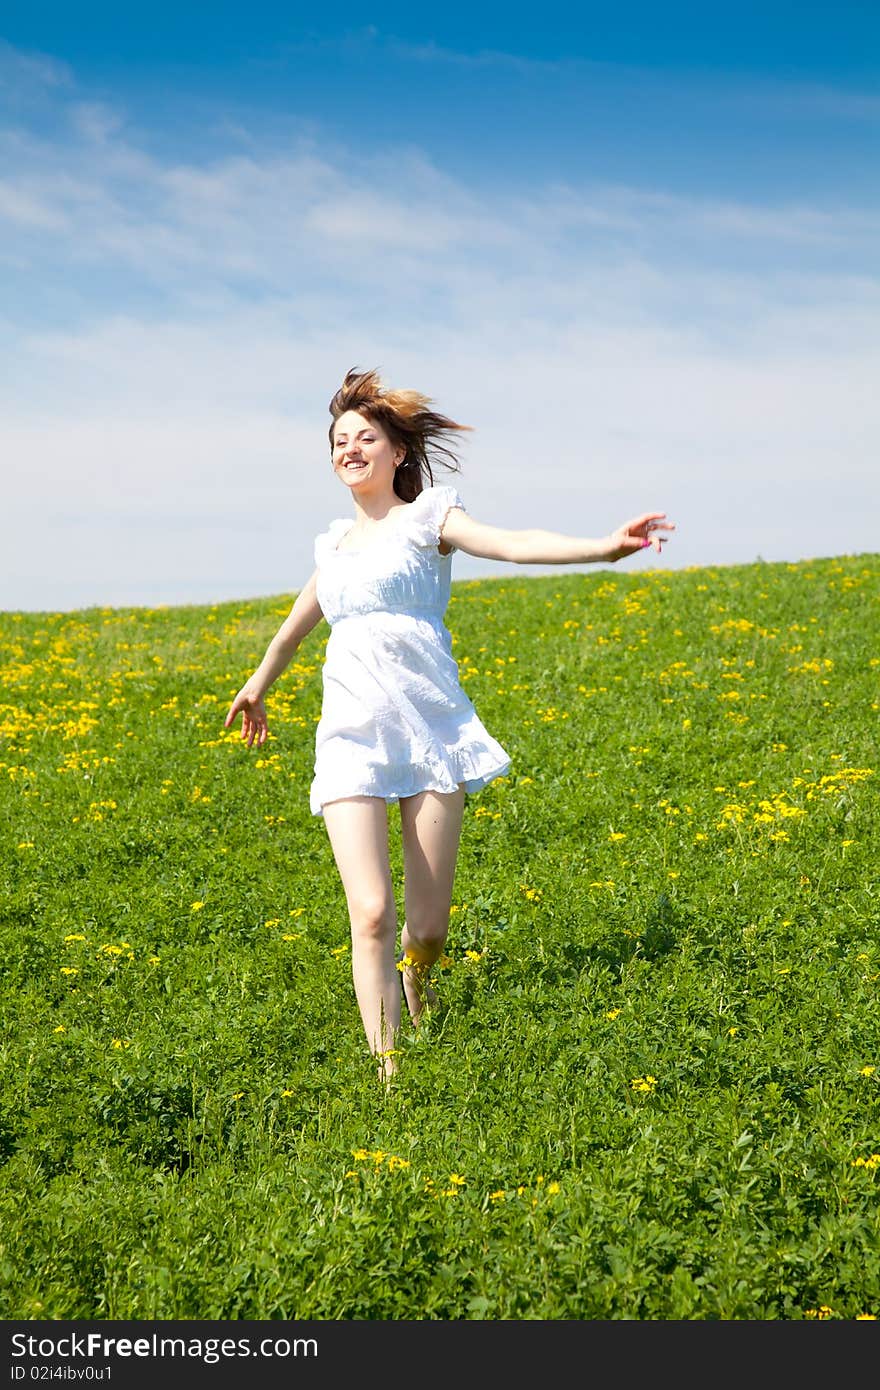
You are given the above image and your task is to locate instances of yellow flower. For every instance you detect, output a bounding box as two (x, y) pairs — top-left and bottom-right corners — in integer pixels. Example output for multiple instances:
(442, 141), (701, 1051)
(281, 1089), (294, 1098)
(859, 1066), (876, 1077)
(53, 1025), (66, 1034)
(449, 1173), (466, 1186)
(631, 1075), (657, 1094)
(606, 1008), (622, 1021)
(488, 1190), (506, 1202)
(547, 1181), (561, 1195)
(190, 901), (205, 912)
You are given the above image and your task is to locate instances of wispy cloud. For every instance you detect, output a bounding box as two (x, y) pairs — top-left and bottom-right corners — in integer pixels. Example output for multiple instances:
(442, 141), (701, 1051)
(4, 98), (877, 313)
(259, 27), (568, 79)
(0, 178), (67, 228)
(0, 37), (72, 92)
(260, 27), (880, 122)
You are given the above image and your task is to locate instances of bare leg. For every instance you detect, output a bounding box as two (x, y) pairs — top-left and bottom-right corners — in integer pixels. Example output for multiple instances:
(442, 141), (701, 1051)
(322, 797), (401, 1077)
(399, 786), (465, 1023)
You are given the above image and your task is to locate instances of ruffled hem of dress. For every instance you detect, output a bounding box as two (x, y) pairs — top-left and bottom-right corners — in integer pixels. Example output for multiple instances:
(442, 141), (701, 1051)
(309, 747), (511, 817)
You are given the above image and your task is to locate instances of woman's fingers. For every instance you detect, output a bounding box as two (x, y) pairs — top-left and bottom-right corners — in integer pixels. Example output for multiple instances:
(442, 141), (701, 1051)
(621, 511), (662, 534)
(225, 690), (256, 727)
(245, 711), (268, 748)
(223, 694), (267, 748)
(606, 513), (675, 561)
(628, 514), (675, 551)
(626, 512), (675, 536)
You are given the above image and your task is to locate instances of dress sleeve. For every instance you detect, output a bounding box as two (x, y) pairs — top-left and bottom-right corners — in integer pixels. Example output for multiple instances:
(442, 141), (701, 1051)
(410, 485), (466, 552)
(314, 519), (350, 566)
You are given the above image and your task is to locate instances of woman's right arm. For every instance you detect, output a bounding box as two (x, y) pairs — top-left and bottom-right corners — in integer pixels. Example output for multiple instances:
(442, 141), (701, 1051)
(224, 569), (324, 748)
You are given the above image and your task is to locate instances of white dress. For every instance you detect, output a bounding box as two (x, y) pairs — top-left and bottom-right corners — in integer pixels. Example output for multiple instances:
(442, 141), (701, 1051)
(309, 484), (511, 816)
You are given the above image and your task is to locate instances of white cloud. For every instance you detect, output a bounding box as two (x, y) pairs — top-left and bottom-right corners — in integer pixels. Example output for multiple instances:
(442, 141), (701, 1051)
(69, 100), (126, 144)
(0, 38), (72, 93)
(0, 179), (66, 228)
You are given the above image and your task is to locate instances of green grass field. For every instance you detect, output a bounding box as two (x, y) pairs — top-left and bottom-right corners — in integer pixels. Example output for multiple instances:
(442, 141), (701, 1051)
(1, 553), (878, 1319)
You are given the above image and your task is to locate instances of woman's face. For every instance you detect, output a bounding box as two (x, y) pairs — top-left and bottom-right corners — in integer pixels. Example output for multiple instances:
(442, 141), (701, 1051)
(331, 411), (403, 494)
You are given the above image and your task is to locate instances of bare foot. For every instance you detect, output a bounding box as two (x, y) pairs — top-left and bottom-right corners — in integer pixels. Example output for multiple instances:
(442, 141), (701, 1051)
(399, 955), (438, 1025)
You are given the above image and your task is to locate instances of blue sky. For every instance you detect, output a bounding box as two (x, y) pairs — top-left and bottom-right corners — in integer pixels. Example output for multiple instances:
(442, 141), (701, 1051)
(2, 3), (878, 608)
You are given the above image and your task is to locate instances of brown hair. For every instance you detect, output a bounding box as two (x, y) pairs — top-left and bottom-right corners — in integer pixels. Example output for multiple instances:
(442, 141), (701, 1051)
(328, 366), (471, 502)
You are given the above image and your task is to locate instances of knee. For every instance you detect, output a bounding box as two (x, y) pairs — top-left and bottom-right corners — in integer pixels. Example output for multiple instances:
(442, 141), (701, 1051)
(348, 893), (396, 942)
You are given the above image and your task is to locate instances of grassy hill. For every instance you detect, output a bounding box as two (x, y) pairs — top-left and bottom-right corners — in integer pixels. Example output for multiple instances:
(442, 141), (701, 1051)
(1, 553), (878, 1318)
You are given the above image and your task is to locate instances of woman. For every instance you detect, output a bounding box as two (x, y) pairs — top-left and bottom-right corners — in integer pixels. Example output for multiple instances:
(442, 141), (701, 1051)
(225, 368), (674, 1080)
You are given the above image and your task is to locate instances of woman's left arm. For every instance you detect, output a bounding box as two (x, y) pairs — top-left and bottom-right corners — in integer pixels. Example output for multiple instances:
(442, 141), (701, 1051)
(440, 508), (675, 564)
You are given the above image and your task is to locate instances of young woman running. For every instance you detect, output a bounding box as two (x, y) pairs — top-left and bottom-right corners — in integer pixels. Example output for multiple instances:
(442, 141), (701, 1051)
(225, 367), (674, 1080)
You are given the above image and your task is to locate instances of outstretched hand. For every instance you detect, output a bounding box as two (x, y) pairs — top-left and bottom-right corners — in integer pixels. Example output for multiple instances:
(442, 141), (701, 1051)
(605, 512), (675, 563)
(224, 687), (268, 748)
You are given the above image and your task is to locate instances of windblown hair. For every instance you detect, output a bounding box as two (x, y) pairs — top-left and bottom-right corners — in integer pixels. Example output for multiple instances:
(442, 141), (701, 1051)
(328, 367), (471, 502)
